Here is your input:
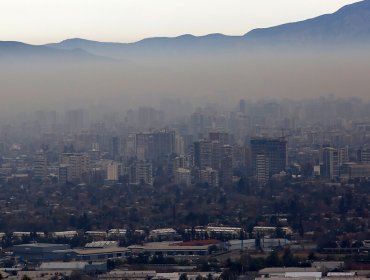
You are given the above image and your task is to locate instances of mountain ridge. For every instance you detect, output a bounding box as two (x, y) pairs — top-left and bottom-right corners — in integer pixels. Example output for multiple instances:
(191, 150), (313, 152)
(0, 40), (114, 62)
(1, 0), (370, 60)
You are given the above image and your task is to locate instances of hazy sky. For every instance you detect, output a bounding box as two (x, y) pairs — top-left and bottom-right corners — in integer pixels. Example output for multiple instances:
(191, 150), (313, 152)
(0, 0), (361, 44)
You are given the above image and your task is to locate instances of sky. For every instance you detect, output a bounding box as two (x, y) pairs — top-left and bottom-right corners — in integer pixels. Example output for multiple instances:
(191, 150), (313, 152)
(0, 0), (362, 44)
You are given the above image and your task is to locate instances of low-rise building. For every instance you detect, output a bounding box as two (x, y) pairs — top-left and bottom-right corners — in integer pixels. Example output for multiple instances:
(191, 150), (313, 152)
(149, 228), (178, 240)
(39, 261), (107, 273)
(52, 231), (78, 239)
(13, 243), (71, 261)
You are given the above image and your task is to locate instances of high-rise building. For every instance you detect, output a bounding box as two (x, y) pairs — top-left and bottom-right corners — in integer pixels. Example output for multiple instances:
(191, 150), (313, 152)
(200, 168), (219, 187)
(149, 129), (176, 160)
(110, 136), (120, 160)
(58, 164), (71, 185)
(321, 147), (339, 180)
(34, 153), (47, 179)
(125, 133), (136, 159)
(137, 107), (164, 129)
(129, 161), (153, 185)
(239, 99), (246, 114)
(211, 141), (222, 170)
(175, 135), (185, 156)
(256, 154), (269, 185)
(106, 161), (122, 182)
(232, 145), (250, 169)
(220, 145), (233, 186)
(338, 146), (349, 166)
(209, 132), (229, 145)
(193, 140), (212, 169)
(135, 132), (151, 161)
(131, 130), (177, 162)
(250, 137), (287, 178)
(89, 142), (101, 162)
(174, 168), (192, 186)
(60, 153), (90, 183)
(65, 109), (85, 132)
(358, 147), (370, 163)
(173, 155), (191, 170)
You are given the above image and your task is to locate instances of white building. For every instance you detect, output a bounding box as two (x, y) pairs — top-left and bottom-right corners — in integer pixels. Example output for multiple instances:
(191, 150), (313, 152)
(106, 161), (122, 181)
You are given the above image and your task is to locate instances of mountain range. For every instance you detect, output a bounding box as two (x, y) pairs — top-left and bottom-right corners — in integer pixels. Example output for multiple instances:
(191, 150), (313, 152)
(1, 0), (370, 60)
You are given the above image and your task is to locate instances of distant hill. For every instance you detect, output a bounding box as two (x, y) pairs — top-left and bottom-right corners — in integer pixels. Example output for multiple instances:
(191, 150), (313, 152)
(45, 34), (243, 59)
(44, 1), (370, 58)
(244, 0), (370, 46)
(0, 41), (111, 62)
(2, 0), (370, 61)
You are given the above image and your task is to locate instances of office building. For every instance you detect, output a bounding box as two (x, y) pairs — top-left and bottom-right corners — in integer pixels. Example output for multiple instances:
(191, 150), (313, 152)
(250, 137), (287, 178)
(321, 147), (339, 180)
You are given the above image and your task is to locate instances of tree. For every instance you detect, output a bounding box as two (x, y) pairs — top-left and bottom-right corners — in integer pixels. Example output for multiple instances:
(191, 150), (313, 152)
(308, 252), (317, 261)
(266, 250), (281, 267)
(282, 248), (295, 266)
(179, 273), (188, 280)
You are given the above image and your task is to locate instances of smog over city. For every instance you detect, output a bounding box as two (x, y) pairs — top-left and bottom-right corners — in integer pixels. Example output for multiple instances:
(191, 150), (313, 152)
(2, 1), (370, 279)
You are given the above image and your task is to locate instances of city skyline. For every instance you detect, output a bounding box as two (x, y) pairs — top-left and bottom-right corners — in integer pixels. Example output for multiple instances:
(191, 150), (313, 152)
(0, 0), (361, 44)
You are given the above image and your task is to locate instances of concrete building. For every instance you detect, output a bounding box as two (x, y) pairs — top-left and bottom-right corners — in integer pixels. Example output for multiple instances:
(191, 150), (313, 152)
(13, 243), (71, 261)
(149, 129), (176, 160)
(321, 147), (339, 180)
(220, 145), (233, 186)
(33, 152), (47, 179)
(73, 247), (129, 261)
(342, 163), (370, 179)
(85, 231), (107, 240)
(251, 137), (287, 178)
(252, 226), (293, 237)
(108, 229), (127, 238)
(200, 168), (219, 187)
(209, 132), (229, 145)
(149, 228), (178, 240)
(256, 154), (269, 185)
(129, 161), (153, 185)
(175, 134), (185, 156)
(39, 261), (107, 273)
(110, 136), (121, 160)
(257, 267), (322, 279)
(128, 241), (218, 257)
(193, 140), (212, 169)
(60, 153), (90, 183)
(106, 161), (122, 182)
(58, 164), (71, 185)
(52, 231), (78, 239)
(186, 226), (242, 239)
(65, 109), (85, 133)
(358, 147), (370, 163)
(174, 168), (192, 186)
